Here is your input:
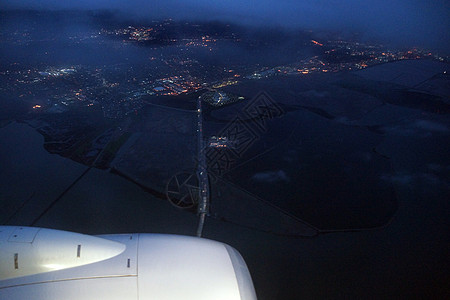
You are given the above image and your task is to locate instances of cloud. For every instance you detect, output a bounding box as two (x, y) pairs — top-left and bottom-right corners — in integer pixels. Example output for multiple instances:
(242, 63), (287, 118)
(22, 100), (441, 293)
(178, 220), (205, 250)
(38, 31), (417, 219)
(1, 0), (449, 52)
(381, 119), (449, 137)
(381, 171), (449, 188)
(302, 90), (329, 98)
(415, 120), (449, 133)
(251, 170), (290, 183)
(381, 173), (414, 185)
(427, 163), (450, 172)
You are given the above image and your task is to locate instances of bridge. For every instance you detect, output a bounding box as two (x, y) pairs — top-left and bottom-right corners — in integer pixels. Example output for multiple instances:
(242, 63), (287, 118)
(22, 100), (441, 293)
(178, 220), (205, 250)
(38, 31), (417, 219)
(196, 95), (210, 237)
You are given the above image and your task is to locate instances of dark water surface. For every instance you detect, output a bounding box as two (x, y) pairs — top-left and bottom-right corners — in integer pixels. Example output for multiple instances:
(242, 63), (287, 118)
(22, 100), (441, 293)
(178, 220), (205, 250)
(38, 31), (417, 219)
(1, 118), (449, 299)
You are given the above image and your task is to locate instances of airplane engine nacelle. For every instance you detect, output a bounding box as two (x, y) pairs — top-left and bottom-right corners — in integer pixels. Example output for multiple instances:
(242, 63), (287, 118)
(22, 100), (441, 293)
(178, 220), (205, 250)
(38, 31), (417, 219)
(0, 226), (257, 300)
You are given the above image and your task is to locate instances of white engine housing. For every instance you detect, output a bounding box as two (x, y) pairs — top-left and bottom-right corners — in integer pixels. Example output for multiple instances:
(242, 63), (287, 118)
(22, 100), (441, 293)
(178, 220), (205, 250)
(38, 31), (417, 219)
(0, 226), (257, 300)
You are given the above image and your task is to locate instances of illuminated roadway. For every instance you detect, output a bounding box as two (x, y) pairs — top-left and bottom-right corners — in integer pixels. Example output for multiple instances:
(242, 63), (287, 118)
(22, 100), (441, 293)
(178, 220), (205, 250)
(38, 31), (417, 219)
(196, 95), (209, 237)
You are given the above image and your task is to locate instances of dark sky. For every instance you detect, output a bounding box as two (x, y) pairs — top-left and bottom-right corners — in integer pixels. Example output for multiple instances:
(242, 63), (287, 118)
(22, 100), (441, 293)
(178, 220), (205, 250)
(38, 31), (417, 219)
(1, 0), (449, 53)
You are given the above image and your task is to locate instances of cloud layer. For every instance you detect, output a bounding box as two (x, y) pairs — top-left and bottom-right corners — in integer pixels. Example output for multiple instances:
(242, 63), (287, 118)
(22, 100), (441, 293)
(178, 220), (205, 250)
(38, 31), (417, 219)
(1, 0), (449, 52)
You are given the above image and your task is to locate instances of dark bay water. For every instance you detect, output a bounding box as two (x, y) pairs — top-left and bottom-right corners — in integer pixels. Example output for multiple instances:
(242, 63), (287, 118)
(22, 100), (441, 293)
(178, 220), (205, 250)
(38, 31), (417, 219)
(1, 115), (449, 299)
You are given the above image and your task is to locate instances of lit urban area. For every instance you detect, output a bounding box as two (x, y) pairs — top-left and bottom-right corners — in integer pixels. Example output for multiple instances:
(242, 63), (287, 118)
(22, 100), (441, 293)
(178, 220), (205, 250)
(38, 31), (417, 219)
(2, 19), (447, 120)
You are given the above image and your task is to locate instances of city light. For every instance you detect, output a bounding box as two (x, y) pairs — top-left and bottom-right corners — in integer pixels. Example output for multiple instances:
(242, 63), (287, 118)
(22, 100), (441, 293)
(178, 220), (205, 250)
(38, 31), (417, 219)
(311, 40), (324, 46)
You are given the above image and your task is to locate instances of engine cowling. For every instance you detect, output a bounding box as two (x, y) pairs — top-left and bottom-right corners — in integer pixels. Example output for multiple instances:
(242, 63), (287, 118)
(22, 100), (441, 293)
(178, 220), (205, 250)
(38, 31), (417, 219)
(0, 226), (257, 300)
